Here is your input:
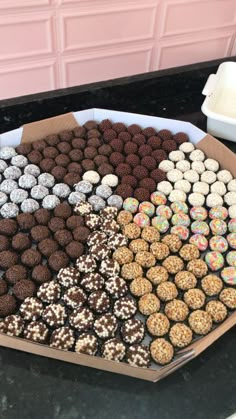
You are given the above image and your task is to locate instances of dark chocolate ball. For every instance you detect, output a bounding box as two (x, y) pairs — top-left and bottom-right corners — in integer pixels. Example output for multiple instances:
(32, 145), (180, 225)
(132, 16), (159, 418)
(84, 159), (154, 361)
(27, 150), (43, 164)
(16, 143), (32, 155)
(173, 132), (189, 144)
(54, 203), (72, 219)
(87, 129), (101, 139)
(87, 138), (102, 148)
(52, 166), (67, 181)
(98, 145), (112, 156)
(109, 152), (125, 167)
(57, 141), (72, 154)
(126, 154), (140, 168)
(133, 187), (150, 201)
(32, 265), (52, 284)
(38, 238), (58, 257)
(48, 251), (69, 271)
(99, 119), (112, 132)
(142, 127), (156, 138)
(54, 229), (73, 247)
(39, 158), (56, 172)
(127, 124), (142, 135)
(132, 134), (146, 146)
(121, 175), (138, 189)
(118, 132), (132, 142)
(5, 265), (27, 285)
(147, 136), (161, 149)
(0, 295), (17, 316)
(0, 235), (10, 251)
(84, 120), (98, 130)
(141, 156), (157, 171)
(81, 159), (95, 171)
(68, 162), (83, 175)
(152, 149), (167, 163)
(55, 154), (70, 167)
(139, 178), (156, 192)
(98, 163), (114, 176)
(59, 130), (73, 142)
(150, 168), (166, 182)
(69, 149), (83, 162)
(112, 122), (126, 133)
(133, 165), (149, 180)
(17, 213), (35, 230)
(64, 172), (81, 186)
(84, 147), (97, 160)
(124, 142), (138, 155)
(66, 215), (84, 230)
(33, 139), (47, 151)
(73, 226), (90, 243)
(21, 249), (41, 267)
(162, 140), (177, 152)
(46, 134), (60, 146)
(13, 279), (36, 301)
(0, 279), (7, 296)
(31, 226), (50, 242)
(34, 209), (51, 226)
(116, 184), (133, 199)
(110, 139), (123, 152)
(12, 233), (31, 251)
(0, 219), (17, 236)
(103, 129), (117, 143)
(73, 127), (86, 138)
(138, 144), (152, 157)
(157, 129), (172, 141)
(94, 155), (108, 166)
(72, 137), (86, 149)
(0, 251), (18, 269)
(66, 241), (84, 259)
(115, 163), (132, 177)
(48, 217), (65, 232)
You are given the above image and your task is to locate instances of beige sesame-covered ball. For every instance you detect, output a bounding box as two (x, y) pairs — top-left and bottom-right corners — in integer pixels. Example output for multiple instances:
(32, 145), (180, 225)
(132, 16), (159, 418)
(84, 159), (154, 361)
(150, 242), (170, 260)
(156, 281), (178, 301)
(189, 149), (205, 162)
(184, 288), (206, 309)
(204, 158), (219, 172)
(135, 251), (156, 268)
(141, 226), (160, 243)
(146, 266), (168, 285)
(113, 247), (134, 265)
(188, 192), (205, 207)
(169, 189), (187, 203)
(210, 181), (226, 196)
(167, 169), (183, 183)
(157, 181), (173, 195)
(217, 170), (233, 183)
(121, 262), (143, 280)
(188, 310), (212, 335)
(176, 160), (191, 172)
(117, 210), (133, 226)
(219, 288), (236, 309)
(164, 299), (189, 321)
(206, 300), (227, 323)
(169, 323), (193, 348)
(158, 160), (175, 172)
(123, 223), (141, 239)
(146, 313), (170, 336)
(201, 274), (223, 296)
(179, 244), (200, 261)
(162, 256), (184, 274)
(191, 161), (205, 174)
(187, 259), (208, 278)
(174, 179), (191, 193)
(193, 181), (209, 195)
(206, 193), (223, 208)
(129, 239), (149, 253)
(130, 277), (152, 297)
(184, 170), (199, 183)
(161, 234), (182, 253)
(150, 338), (174, 365)
(138, 293), (160, 316)
(174, 271), (197, 290)
(169, 150), (185, 162)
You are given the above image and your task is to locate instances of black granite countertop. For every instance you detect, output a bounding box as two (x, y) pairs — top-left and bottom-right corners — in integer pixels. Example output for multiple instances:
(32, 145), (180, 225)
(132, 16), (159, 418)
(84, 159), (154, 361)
(0, 57), (236, 419)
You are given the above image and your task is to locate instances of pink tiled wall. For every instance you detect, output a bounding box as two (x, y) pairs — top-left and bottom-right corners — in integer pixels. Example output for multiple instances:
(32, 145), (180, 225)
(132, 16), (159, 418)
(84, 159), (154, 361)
(0, 0), (236, 99)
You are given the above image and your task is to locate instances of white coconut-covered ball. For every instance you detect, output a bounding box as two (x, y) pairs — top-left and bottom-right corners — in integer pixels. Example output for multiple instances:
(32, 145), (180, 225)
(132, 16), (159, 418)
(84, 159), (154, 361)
(18, 174), (37, 189)
(224, 192), (236, 206)
(107, 195), (123, 209)
(206, 193), (223, 208)
(179, 142), (195, 153)
(201, 171), (217, 184)
(0, 202), (19, 218)
(4, 166), (21, 180)
(189, 149), (205, 162)
(38, 173), (55, 188)
(0, 179), (18, 194)
(176, 160), (191, 172)
(169, 189), (187, 203)
(11, 155), (28, 168)
(0, 192), (7, 206)
(24, 164), (41, 177)
(169, 150), (185, 162)
(184, 170), (199, 183)
(68, 192), (86, 205)
(167, 169), (183, 183)
(21, 198), (39, 213)
(228, 179), (236, 192)
(52, 183), (71, 198)
(101, 174), (119, 188)
(193, 182), (209, 195)
(174, 179), (191, 193)
(157, 181), (173, 195)
(188, 193), (205, 207)
(96, 184), (113, 199)
(210, 181), (226, 196)
(229, 205), (236, 218)
(0, 147), (17, 160)
(204, 158), (219, 172)
(158, 160), (175, 172)
(75, 181), (93, 194)
(10, 189), (28, 204)
(0, 160), (8, 173)
(191, 161), (205, 174)
(42, 195), (60, 210)
(83, 170), (100, 184)
(31, 185), (49, 200)
(217, 170), (233, 183)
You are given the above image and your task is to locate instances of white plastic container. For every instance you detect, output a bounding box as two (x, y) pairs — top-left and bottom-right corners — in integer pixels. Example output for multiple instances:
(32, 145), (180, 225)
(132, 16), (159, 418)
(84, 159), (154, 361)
(201, 61), (236, 142)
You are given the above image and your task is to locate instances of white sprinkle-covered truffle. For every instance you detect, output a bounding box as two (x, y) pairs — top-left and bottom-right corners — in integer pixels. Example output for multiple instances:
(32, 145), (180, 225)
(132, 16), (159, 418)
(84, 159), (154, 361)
(101, 174), (119, 187)
(74, 181), (93, 194)
(188, 192), (205, 207)
(189, 149), (205, 162)
(18, 174), (37, 189)
(107, 195), (123, 209)
(224, 192), (236, 206)
(0, 192), (7, 206)
(193, 182), (209, 195)
(191, 161), (205, 174)
(179, 142), (195, 153)
(201, 171), (217, 184)
(158, 160), (174, 172)
(174, 179), (191, 193)
(169, 150), (185, 162)
(210, 181), (226, 196)
(0, 202), (19, 218)
(96, 184), (112, 199)
(52, 183), (71, 198)
(206, 193), (223, 208)
(21, 198), (39, 213)
(10, 189), (28, 203)
(0, 160), (8, 172)
(204, 158), (219, 172)
(0, 179), (18, 194)
(11, 155), (28, 168)
(24, 164), (40, 177)
(42, 195), (60, 210)
(83, 170), (100, 184)
(68, 192), (86, 205)
(228, 179), (236, 192)
(4, 166), (21, 180)
(88, 195), (106, 211)
(217, 170), (233, 183)
(229, 205), (236, 218)
(157, 181), (173, 195)
(176, 160), (190, 172)
(167, 169), (183, 183)
(38, 173), (55, 188)
(169, 189), (187, 203)
(31, 185), (49, 200)
(0, 147), (17, 160)
(184, 170), (199, 183)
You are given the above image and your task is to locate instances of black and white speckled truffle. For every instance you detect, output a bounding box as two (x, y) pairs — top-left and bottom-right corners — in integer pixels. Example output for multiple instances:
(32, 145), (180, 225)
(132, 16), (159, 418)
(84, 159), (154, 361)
(74, 201), (93, 215)
(101, 338), (126, 361)
(57, 267), (80, 288)
(121, 318), (145, 344)
(88, 290), (110, 314)
(0, 315), (24, 337)
(23, 321), (48, 343)
(76, 255), (97, 273)
(90, 243), (110, 260)
(42, 304), (67, 328)
(19, 297), (43, 321)
(94, 313), (118, 339)
(113, 296), (137, 320)
(105, 276), (128, 299)
(69, 307), (94, 332)
(87, 231), (107, 247)
(75, 333), (98, 355)
(84, 214), (101, 230)
(126, 344), (151, 368)
(37, 281), (61, 303)
(50, 327), (75, 350)
(100, 258), (120, 277)
(63, 286), (87, 309)
(80, 273), (105, 293)
(107, 233), (128, 250)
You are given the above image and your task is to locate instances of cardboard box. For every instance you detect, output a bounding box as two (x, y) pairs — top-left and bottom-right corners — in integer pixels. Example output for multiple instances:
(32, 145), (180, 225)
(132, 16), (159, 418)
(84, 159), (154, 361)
(0, 108), (235, 382)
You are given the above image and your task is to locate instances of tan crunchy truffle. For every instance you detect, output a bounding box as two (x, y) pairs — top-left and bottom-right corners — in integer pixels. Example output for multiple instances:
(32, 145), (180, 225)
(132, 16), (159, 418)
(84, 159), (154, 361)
(141, 226), (160, 243)
(113, 246), (133, 265)
(117, 210), (133, 226)
(206, 300), (227, 323)
(162, 256), (184, 274)
(121, 262), (143, 280)
(150, 242), (169, 260)
(129, 239), (149, 253)
(135, 251), (156, 268)
(150, 338), (174, 365)
(174, 271), (197, 290)
(180, 244), (200, 261)
(219, 288), (236, 309)
(184, 288), (206, 309)
(146, 313), (170, 336)
(130, 277), (152, 297)
(201, 275), (223, 296)
(161, 234), (182, 253)
(188, 310), (212, 335)
(123, 223), (141, 239)
(147, 266), (168, 285)
(156, 282), (178, 301)
(138, 293), (160, 316)
(164, 299), (189, 321)
(169, 323), (193, 348)
(187, 259), (208, 278)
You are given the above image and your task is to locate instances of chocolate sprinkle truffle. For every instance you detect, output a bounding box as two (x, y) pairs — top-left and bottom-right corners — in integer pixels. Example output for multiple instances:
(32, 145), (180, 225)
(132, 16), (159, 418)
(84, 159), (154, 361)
(80, 273), (104, 293)
(150, 338), (174, 365)
(38, 238), (58, 257)
(0, 294), (17, 316)
(113, 296), (137, 320)
(17, 213), (35, 230)
(101, 338), (126, 362)
(0, 279), (7, 296)
(0, 250), (18, 269)
(121, 318), (145, 344)
(126, 344), (151, 368)
(21, 249), (41, 267)
(57, 267), (80, 288)
(24, 321), (48, 343)
(5, 265), (27, 285)
(50, 327), (75, 350)
(48, 251), (69, 271)
(94, 313), (118, 339)
(105, 276), (128, 299)
(13, 279), (36, 301)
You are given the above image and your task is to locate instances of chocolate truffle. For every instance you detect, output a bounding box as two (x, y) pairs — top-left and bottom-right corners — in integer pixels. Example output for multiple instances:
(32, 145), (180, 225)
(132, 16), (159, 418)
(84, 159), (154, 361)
(87, 128), (101, 139)
(27, 150), (42, 164)
(101, 338), (126, 361)
(115, 163), (132, 177)
(187, 259), (208, 278)
(116, 184), (133, 199)
(64, 173), (81, 186)
(80, 273), (103, 293)
(98, 163), (113, 176)
(68, 162), (83, 174)
(152, 149), (167, 163)
(72, 138), (86, 150)
(32, 266), (51, 286)
(54, 229), (73, 247)
(66, 241), (84, 259)
(0, 219), (17, 236)
(21, 249), (41, 267)
(40, 158), (56, 172)
(57, 141), (72, 154)
(17, 213), (35, 230)
(109, 152), (125, 167)
(38, 238), (58, 257)
(46, 134), (60, 146)
(16, 143), (32, 155)
(110, 138), (123, 152)
(12, 233), (31, 251)
(0, 279), (7, 296)
(0, 250), (18, 269)
(13, 279), (36, 301)
(162, 256), (184, 274)
(121, 318), (145, 344)
(51, 166), (67, 181)
(73, 126), (86, 138)
(0, 235), (10, 252)
(48, 251), (69, 271)
(75, 333), (98, 355)
(150, 168), (166, 182)
(50, 327), (74, 350)
(127, 124), (141, 135)
(63, 286), (86, 309)
(59, 130), (73, 141)
(0, 294), (17, 316)
(103, 129), (117, 143)
(162, 140), (177, 152)
(94, 313), (118, 339)
(69, 307), (94, 332)
(48, 217), (66, 232)
(42, 303), (67, 328)
(126, 154), (140, 169)
(5, 265), (27, 285)
(33, 210), (49, 227)
(66, 215), (84, 230)
(31, 226), (50, 242)
(0, 314), (24, 337)
(87, 137), (102, 148)
(113, 122), (126, 133)
(73, 226), (90, 242)
(133, 187), (150, 202)
(147, 136), (161, 149)
(94, 155), (108, 166)
(184, 289), (206, 309)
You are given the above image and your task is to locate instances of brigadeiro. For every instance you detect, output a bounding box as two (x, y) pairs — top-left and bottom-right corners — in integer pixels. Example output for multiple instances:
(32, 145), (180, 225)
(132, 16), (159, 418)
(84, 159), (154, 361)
(116, 184), (134, 199)
(110, 138), (123, 152)
(32, 139), (46, 151)
(57, 141), (71, 154)
(124, 141), (138, 155)
(112, 122), (126, 133)
(0, 250), (18, 269)
(46, 134), (60, 146)
(69, 149), (83, 162)
(98, 144), (112, 157)
(27, 150), (42, 164)
(87, 137), (101, 148)
(54, 202), (72, 219)
(66, 215), (84, 230)
(40, 158), (56, 172)
(83, 147), (97, 160)
(48, 251), (69, 271)
(54, 229), (73, 247)
(48, 217), (66, 232)
(162, 140), (177, 152)
(141, 156), (156, 171)
(21, 249), (41, 267)
(59, 130), (73, 141)
(55, 154), (70, 167)
(139, 178), (156, 192)
(38, 238), (58, 257)
(98, 163), (114, 176)
(103, 129), (117, 143)
(66, 241), (84, 259)
(5, 265), (27, 285)
(17, 213), (35, 230)
(157, 129), (172, 141)
(99, 119), (112, 132)
(64, 173), (80, 186)
(109, 152), (125, 166)
(150, 168), (166, 182)
(173, 132), (189, 144)
(94, 155), (108, 166)
(132, 133), (145, 146)
(0, 219), (17, 235)
(0, 295), (17, 316)
(0, 279), (7, 296)
(31, 225), (50, 243)
(118, 132), (131, 143)
(0, 235), (10, 251)
(138, 144), (152, 158)
(32, 265), (52, 284)
(115, 163), (132, 177)
(12, 233), (31, 250)
(73, 125), (86, 138)
(134, 188), (150, 202)
(122, 175), (138, 189)
(147, 136), (161, 149)
(68, 162), (83, 174)
(133, 165), (149, 180)
(16, 143), (32, 155)
(72, 138), (86, 150)
(87, 129), (101, 139)
(34, 208), (51, 225)
(13, 279), (36, 301)
(126, 154), (140, 168)
(73, 226), (90, 242)
(81, 159), (95, 171)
